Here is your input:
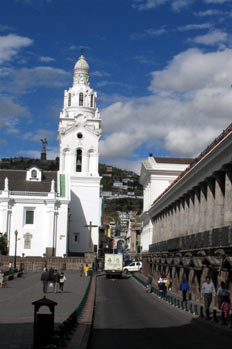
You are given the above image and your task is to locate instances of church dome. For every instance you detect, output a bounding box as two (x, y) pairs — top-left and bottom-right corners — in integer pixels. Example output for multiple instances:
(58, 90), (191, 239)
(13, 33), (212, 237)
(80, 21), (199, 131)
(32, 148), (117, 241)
(74, 54), (89, 73)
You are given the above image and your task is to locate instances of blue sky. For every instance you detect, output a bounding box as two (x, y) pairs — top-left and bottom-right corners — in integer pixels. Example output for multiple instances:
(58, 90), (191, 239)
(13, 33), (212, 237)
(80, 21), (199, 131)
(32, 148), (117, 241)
(1, 0), (232, 173)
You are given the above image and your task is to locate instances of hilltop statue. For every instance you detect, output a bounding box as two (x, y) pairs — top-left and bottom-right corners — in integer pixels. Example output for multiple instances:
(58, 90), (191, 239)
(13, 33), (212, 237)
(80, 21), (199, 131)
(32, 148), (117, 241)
(40, 138), (47, 160)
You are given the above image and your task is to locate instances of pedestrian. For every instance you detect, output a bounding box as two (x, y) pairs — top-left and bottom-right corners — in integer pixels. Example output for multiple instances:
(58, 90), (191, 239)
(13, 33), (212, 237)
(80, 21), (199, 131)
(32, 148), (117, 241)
(53, 270), (60, 293)
(84, 264), (89, 277)
(221, 294), (231, 325)
(146, 274), (153, 293)
(59, 272), (66, 292)
(158, 275), (167, 297)
(0, 270), (4, 288)
(217, 281), (229, 309)
(8, 262), (12, 272)
(201, 276), (216, 320)
(79, 263), (84, 277)
(41, 268), (49, 294)
(48, 268), (54, 290)
(180, 276), (190, 302)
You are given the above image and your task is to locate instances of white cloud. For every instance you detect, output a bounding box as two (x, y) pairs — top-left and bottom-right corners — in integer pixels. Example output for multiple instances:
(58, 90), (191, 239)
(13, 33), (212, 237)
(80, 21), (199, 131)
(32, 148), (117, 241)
(100, 48), (232, 161)
(177, 23), (211, 31)
(3, 66), (70, 94)
(171, 0), (193, 11)
(132, 0), (192, 11)
(131, 27), (166, 39)
(18, 146), (59, 160)
(23, 129), (55, 142)
(39, 56), (55, 62)
(0, 34), (33, 64)
(132, 0), (168, 10)
(92, 71), (111, 77)
(204, 0), (230, 3)
(190, 30), (228, 46)
(0, 96), (30, 134)
(196, 9), (222, 16)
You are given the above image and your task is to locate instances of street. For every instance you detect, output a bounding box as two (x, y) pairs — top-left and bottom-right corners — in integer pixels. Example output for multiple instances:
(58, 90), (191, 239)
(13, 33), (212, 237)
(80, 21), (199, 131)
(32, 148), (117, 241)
(88, 275), (232, 349)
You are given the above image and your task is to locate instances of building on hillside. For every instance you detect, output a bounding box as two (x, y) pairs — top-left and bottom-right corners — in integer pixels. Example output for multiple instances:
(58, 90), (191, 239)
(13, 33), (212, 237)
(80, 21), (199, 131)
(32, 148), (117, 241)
(139, 155), (192, 251)
(0, 53), (102, 257)
(125, 217), (142, 254)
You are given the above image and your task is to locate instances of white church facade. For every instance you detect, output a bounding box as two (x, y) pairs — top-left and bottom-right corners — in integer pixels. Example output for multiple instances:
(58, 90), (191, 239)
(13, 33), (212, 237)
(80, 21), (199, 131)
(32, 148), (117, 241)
(0, 54), (102, 257)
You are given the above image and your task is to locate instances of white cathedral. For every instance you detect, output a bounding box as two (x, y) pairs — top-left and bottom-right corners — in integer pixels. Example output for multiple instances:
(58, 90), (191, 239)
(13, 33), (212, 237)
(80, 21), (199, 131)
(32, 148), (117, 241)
(0, 54), (102, 257)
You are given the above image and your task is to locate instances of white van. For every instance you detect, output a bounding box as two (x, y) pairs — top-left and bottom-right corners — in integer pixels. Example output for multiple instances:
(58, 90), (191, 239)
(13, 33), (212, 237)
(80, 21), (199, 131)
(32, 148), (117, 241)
(123, 261), (142, 273)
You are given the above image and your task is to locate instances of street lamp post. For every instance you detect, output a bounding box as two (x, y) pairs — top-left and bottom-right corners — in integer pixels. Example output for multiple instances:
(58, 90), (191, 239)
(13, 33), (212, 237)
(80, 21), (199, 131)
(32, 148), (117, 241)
(14, 230), (18, 270)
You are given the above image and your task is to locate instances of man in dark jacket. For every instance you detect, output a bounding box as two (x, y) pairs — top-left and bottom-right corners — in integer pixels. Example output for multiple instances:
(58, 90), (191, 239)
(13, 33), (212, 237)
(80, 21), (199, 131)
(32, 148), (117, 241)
(41, 269), (49, 294)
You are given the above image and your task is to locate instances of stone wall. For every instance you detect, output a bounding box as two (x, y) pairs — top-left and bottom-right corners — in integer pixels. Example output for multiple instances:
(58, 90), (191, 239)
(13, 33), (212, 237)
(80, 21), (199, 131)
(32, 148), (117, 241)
(142, 226), (232, 303)
(0, 255), (89, 272)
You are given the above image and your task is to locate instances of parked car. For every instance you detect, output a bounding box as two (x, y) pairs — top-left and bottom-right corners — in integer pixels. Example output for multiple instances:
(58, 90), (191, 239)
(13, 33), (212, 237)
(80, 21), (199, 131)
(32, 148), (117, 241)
(123, 261), (142, 273)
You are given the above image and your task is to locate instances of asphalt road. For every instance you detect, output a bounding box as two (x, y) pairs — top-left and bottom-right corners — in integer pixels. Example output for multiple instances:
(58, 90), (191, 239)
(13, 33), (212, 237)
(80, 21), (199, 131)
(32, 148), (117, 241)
(88, 275), (232, 349)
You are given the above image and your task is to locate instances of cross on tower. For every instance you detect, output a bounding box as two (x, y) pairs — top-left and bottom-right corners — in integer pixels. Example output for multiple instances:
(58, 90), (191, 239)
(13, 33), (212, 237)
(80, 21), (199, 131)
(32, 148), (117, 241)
(84, 221), (98, 252)
(80, 48), (85, 55)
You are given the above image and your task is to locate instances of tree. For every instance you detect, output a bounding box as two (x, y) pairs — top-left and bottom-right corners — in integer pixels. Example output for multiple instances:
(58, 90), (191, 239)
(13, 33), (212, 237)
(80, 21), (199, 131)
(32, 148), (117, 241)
(0, 233), (8, 255)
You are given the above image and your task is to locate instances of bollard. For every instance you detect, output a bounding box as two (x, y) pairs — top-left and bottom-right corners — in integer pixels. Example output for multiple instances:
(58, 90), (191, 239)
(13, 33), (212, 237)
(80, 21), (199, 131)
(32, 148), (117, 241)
(177, 299), (180, 308)
(200, 306), (204, 318)
(181, 301), (184, 310)
(174, 298), (177, 307)
(170, 296), (173, 305)
(189, 303), (193, 314)
(194, 304), (199, 316)
(212, 309), (218, 323)
(184, 302), (188, 312)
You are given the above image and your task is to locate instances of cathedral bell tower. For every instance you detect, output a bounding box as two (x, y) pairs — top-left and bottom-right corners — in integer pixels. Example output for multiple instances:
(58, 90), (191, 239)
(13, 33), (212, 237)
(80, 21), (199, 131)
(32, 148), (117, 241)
(58, 52), (102, 255)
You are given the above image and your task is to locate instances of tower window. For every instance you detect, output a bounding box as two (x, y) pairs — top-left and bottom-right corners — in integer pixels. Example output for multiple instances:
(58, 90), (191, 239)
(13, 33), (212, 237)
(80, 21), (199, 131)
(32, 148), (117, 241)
(76, 149), (82, 172)
(79, 93), (83, 106)
(91, 94), (93, 107)
(68, 93), (71, 106)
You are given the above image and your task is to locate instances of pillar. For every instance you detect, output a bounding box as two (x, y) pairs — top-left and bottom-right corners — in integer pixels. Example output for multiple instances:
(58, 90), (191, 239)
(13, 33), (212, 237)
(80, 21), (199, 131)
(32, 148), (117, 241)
(199, 182), (207, 232)
(224, 170), (232, 226)
(205, 177), (215, 231)
(193, 186), (200, 234)
(214, 172), (225, 228)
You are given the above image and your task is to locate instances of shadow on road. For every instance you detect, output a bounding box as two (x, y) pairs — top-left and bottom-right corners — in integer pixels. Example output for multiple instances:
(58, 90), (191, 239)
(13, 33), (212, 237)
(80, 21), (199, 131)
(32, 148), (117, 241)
(87, 317), (232, 349)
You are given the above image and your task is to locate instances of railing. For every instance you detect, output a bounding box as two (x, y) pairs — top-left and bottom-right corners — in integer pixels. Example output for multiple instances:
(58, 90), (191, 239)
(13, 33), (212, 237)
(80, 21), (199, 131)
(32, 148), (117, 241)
(149, 226), (232, 252)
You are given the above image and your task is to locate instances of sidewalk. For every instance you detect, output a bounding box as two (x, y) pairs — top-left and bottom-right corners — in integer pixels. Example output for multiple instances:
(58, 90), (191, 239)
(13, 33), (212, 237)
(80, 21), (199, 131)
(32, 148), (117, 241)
(0, 271), (90, 348)
(133, 272), (231, 327)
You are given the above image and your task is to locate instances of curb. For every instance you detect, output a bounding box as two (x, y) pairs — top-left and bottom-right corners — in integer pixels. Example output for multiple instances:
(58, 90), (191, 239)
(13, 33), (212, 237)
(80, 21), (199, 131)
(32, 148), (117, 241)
(66, 274), (96, 349)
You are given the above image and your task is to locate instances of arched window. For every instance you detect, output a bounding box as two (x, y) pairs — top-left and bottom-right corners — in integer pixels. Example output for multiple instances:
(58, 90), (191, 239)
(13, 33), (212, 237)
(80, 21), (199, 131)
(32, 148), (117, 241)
(90, 94), (93, 107)
(68, 93), (71, 106)
(76, 149), (82, 172)
(31, 170), (37, 178)
(79, 93), (83, 106)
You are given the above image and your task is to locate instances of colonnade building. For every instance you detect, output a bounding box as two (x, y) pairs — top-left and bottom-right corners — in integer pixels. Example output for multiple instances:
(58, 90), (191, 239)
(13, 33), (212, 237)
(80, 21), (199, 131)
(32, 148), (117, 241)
(140, 123), (232, 301)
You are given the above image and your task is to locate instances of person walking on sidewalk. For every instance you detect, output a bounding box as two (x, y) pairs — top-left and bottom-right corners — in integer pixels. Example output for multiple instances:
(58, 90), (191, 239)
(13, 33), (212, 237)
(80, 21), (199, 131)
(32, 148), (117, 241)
(41, 268), (49, 294)
(201, 276), (216, 320)
(59, 272), (66, 292)
(180, 276), (190, 302)
(146, 274), (153, 293)
(79, 263), (84, 277)
(84, 264), (89, 277)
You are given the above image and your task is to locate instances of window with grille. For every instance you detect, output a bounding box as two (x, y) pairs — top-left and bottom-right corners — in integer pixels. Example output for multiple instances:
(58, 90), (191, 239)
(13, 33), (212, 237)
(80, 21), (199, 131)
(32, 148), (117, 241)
(25, 210), (34, 224)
